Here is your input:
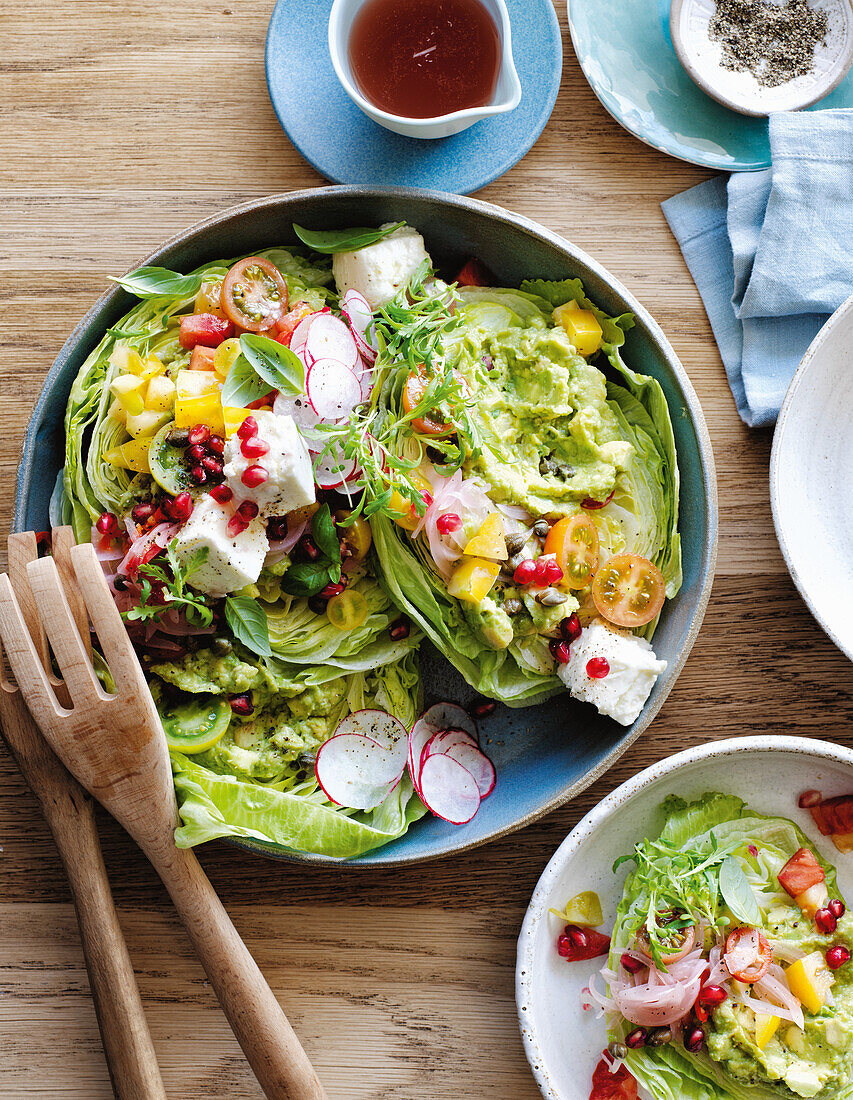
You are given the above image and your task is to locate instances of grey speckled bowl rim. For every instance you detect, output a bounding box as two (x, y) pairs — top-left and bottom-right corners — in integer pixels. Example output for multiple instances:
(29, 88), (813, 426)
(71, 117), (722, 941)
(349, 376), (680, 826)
(516, 735), (853, 1100)
(770, 291), (853, 665)
(14, 185), (718, 867)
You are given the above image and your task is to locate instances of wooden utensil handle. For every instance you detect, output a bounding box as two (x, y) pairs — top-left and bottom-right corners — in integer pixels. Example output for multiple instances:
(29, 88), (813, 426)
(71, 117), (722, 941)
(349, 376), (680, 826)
(149, 841), (327, 1100)
(41, 787), (168, 1100)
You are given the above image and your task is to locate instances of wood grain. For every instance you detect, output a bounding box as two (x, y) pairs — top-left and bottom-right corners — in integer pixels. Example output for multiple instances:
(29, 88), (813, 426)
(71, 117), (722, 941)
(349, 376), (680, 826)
(0, 0), (851, 1096)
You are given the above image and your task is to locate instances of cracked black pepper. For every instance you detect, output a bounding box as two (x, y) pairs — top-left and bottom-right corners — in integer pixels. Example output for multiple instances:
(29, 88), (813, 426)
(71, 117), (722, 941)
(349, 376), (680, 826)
(709, 0), (830, 88)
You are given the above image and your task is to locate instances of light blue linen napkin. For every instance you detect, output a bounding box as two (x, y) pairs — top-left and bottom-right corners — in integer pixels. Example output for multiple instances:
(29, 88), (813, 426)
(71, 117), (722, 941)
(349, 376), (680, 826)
(662, 110), (853, 427)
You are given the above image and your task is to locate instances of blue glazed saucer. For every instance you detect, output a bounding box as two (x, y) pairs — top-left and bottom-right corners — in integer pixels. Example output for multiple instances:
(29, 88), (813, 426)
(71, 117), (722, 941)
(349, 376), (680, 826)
(265, 0), (562, 194)
(568, 0), (853, 171)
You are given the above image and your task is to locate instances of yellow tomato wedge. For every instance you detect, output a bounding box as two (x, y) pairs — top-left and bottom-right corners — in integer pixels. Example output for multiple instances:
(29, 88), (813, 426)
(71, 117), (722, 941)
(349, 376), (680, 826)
(755, 1014), (781, 1050)
(786, 952), (834, 1014)
(222, 405), (255, 437)
(463, 513), (508, 560)
(549, 891), (604, 928)
(109, 345), (145, 375)
(553, 300), (603, 358)
(447, 558), (500, 603)
(144, 374), (177, 413)
(104, 437), (152, 474)
(109, 373), (146, 416)
(174, 369), (224, 432)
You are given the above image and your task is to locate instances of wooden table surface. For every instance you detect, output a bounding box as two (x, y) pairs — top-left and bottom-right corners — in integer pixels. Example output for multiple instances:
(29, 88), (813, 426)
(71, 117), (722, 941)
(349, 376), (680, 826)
(2, 1), (853, 1096)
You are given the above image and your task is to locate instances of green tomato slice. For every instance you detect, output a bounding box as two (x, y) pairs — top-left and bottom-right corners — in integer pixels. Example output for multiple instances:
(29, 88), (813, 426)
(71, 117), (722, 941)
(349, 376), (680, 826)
(158, 692), (231, 754)
(148, 421), (194, 496)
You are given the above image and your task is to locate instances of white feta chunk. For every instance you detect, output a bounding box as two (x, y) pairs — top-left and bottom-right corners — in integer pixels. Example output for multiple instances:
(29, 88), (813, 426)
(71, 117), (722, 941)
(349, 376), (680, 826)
(171, 495), (268, 598)
(557, 618), (667, 726)
(224, 410), (315, 519)
(332, 224), (431, 309)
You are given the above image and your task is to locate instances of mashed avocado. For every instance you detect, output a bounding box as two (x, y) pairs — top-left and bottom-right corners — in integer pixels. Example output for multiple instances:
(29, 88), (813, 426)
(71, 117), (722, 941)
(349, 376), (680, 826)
(445, 305), (634, 518)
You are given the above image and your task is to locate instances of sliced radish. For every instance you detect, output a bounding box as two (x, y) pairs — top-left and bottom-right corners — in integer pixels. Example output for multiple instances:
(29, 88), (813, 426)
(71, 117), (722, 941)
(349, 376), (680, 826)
(341, 289), (373, 336)
(290, 312), (320, 362)
(304, 314), (359, 370)
(334, 710), (407, 761)
(441, 743), (496, 798)
(408, 716), (436, 796)
(418, 753), (481, 824)
(273, 390), (322, 434)
(313, 446), (358, 489)
(355, 360), (376, 401)
(419, 702), (478, 744)
(315, 733), (400, 810)
(306, 358), (362, 421)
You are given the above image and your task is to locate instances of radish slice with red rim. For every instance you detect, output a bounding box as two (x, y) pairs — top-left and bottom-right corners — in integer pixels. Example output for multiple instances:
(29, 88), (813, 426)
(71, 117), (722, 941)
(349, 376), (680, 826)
(290, 312), (319, 362)
(431, 727), (478, 753)
(313, 446), (359, 490)
(306, 358), (362, 422)
(315, 733), (400, 810)
(408, 716), (435, 795)
(273, 390), (322, 435)
(334, 710), (408, 762)
(419, 702), (478, 744)
(340, 290), (373, 336)
(418, 753), (481, 824)
(304, 313), (359, 370)
(440, 743), (495, 798)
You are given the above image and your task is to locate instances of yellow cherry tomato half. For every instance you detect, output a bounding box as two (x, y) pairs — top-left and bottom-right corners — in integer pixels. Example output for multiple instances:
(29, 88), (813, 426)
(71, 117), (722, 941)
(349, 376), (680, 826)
(544, 514), (600, 590)
(213, 337), (242, 380)
(195, 278), (226, 319)
(335, 510), (372, 565)
(402, 365), (454, 436)
(387, 470), (433, 531)
(591, 552), (666, 629)
(326, 590), (369, 631)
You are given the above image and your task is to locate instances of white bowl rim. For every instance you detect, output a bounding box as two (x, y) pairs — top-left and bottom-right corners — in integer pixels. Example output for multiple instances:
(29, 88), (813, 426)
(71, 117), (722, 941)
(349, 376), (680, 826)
(770, 291), (853, 663)
(669, 0), (853, 118)
(327, 0), (522, 127)
(516, 733), (853, 1100)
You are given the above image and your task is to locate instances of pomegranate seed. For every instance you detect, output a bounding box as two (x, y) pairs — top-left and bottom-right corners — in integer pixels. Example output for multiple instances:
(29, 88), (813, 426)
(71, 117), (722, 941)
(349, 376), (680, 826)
(587, 657), (610, 679)
(187, 443), (207, 462)
(190, 464), (208, 485)
(470, 699), (496, 719)
(241, 435), (270, 459)
(209, 484), (233, 504)
(816, 908), (838, 935)
(208, 434), (225, 454)
(533, 558), (550, 585)
(241, 464), (268, 488)
(566, 926), (587, 949)
(620, 953), (644, 975)
(266, 517), (288, 542)
(388, 618), (410, 641)
(549, 640), (571, 665)
(436, 512), (462, 535)
(228, 693), (254, 717)
(829, 899), (846, 919)
(131, 503), (155, 524)
(698, 984), (728, 1008)
(625, 1029), (646, 1049)
(164, 492), (193, 522)
(319, 579), (348, 599)
(560, 612), (582, 644)
(684, 1027), (705, 1054)
(237, 415), (258, 441)
(421, 491), (433, 508)
(299, 535), (320, 561)
(202, 455), (223, 475)
(227, 515), (249, 537)
(826, 945), (851, 970)
(543, 559), (564, 584)
(95, 512), (118, 536)
(237, 500), (259, 521)
(748, 844), (759, 857)
(799, 789), (822, 809)
(513, 559), (537, 585)
(187, 425), (211, 446)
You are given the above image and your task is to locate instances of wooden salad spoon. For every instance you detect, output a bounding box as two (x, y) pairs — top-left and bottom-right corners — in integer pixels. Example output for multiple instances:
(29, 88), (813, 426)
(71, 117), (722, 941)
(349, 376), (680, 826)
(0, 531), (327, 1100)
(1, 530), (165, 1100)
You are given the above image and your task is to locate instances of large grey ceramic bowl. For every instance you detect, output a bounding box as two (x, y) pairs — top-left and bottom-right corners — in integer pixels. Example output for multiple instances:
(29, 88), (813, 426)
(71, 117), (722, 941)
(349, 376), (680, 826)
(14, 187), (717, 865)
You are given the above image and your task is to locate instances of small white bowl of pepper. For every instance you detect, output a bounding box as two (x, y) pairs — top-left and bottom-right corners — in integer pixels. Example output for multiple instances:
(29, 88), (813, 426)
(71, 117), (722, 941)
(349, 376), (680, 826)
(670, 0), (853, 117)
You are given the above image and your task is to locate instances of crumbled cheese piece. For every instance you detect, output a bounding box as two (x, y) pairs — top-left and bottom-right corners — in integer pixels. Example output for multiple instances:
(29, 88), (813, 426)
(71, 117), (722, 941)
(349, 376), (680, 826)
(223, 410), (315, 519)
(332, 225), (432, 308)
(557, 618), (667, 726)
(171, 495), (268, 598)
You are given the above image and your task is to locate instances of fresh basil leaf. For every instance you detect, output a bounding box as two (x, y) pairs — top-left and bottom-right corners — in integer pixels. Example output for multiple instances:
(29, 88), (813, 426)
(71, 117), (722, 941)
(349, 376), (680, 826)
(239, 334), (304, 397)
(311, 504), (341, 563)
(719, 856), (763, 926)
(111, 266), (204, 299)
(280, 562), (334, 598)
(292, 222), (406, 255)
(224, 595), (273, 658)
(221, 354), (271, 408)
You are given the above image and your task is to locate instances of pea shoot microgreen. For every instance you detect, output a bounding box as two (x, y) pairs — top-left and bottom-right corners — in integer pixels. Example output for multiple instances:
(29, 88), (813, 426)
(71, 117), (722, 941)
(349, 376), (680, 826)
(122, 541), (215, 627)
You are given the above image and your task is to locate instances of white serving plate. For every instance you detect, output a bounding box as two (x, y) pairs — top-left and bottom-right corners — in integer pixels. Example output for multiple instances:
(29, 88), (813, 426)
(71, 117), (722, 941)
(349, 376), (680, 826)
(771, 294), (853, 664)
(516, 736), (853, 1100)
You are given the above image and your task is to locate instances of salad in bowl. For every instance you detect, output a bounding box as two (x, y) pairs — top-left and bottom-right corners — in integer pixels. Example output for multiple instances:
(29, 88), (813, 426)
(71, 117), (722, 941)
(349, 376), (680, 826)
(51, 218), (684, 858)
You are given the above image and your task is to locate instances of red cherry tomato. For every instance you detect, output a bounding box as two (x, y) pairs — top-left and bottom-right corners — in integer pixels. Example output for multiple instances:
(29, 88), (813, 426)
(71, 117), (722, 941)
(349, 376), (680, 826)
(274, 302), (313, 346)
(809, 794), (853, 837)
(724, 927), (772, 983)
(777, 848), (825, 898)
(589, 1055), (639, 1100)
(455, 258), (493, 287)
(220, 257), (289, 333)
(179, 313), (234, 349)
(402, 365), (454, 436)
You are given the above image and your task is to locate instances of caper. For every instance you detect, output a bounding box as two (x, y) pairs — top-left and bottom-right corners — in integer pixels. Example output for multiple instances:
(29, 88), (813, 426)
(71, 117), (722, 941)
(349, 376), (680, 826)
(537, 588), (567, 606)
(166, 427), (190, 447)
(533, 518), (551, 538)
(503, 597), (524, 616)
(505, 530), (531, 555)
(539, 455), (558, 476)
(647, 1026), (673, 1047)
(211, 636), (233, 655)
(608, 1041), (628, 1060)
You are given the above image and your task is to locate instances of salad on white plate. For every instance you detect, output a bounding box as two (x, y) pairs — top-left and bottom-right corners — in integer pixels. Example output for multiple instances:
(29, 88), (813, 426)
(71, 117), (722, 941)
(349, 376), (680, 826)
(51, 220), (682, 857)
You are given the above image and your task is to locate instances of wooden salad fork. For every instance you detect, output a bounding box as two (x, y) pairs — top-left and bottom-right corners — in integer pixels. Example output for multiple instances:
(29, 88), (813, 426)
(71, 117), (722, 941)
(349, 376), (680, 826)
(0, 531), (166, 1100)
(0, 532), (327, 1100)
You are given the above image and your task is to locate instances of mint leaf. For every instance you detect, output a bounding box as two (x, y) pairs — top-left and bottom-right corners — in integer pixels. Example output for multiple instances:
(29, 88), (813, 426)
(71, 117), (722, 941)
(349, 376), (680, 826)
(224, 595), (273, 657)
(719, 856), (763, 926)
(292, 222), (405, 255)
(239, 333), (304, 397)
(111, 266), (204, 299)
(221, 354), (271, 408)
